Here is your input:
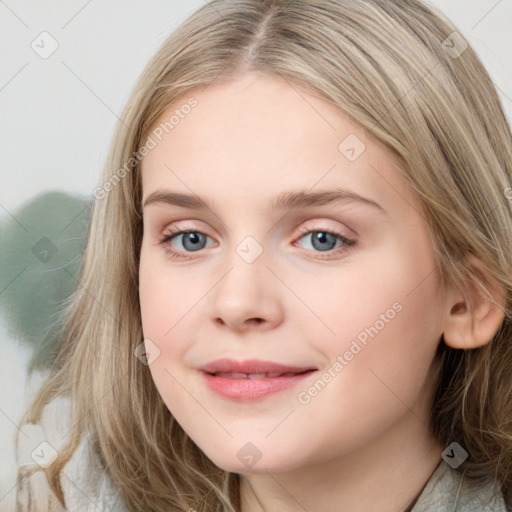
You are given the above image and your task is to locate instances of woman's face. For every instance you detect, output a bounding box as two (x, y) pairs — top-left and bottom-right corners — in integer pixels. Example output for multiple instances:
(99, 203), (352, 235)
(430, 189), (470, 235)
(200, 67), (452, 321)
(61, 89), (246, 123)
(138, 71), (448, 474)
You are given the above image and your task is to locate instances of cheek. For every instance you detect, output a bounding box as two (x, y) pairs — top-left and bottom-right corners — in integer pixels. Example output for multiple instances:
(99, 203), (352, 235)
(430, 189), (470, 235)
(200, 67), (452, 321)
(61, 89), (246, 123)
(309, 245), (443, 381)
(139, 262), (167, 340)
(336, 276), (441, 409)
(138, 252), (193, 414)
(293, 282), (442, 462)
(138, 245), (191, 340)
(290, 251), (427, 342)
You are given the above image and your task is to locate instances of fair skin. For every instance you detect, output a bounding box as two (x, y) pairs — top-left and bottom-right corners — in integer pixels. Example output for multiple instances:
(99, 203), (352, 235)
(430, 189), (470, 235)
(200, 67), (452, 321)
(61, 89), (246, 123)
(138, 71), (505, 511)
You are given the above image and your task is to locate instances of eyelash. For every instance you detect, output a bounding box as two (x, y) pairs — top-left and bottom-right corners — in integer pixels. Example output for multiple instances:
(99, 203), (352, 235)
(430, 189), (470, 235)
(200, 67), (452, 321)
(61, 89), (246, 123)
(158, 225), (356, 261)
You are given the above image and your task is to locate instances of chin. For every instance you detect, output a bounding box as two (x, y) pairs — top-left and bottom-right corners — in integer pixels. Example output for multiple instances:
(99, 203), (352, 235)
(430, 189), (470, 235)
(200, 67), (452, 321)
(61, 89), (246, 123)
(200, 444), (308, 475)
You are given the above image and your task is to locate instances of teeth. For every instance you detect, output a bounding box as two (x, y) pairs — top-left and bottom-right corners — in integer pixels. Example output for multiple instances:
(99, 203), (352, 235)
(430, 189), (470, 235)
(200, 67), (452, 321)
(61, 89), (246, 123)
(214, 372), (293, 379)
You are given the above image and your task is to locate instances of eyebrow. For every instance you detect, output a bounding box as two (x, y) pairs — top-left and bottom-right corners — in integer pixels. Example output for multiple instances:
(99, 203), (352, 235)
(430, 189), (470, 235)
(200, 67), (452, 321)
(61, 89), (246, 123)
(142, 187), (386, 214)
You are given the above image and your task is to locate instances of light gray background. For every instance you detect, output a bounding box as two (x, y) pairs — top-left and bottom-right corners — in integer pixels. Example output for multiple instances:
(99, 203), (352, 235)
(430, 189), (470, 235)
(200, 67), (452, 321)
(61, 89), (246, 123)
(1, 0), (511, 508)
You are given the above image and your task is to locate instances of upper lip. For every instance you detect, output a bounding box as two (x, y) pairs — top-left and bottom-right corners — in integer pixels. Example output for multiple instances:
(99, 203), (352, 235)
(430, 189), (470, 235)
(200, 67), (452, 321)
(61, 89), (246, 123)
(198, 358), (317, 375)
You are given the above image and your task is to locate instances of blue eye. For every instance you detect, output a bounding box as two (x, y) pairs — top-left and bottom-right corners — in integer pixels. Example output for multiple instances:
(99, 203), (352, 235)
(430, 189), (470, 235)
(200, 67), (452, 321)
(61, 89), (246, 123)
(159, 227), (356, 260)
(160, 230), (214, 259)
(294, 228), (355, 254)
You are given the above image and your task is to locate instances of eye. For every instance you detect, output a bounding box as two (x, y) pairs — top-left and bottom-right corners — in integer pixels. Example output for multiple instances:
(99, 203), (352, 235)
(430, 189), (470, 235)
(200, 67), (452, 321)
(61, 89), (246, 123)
(159, 227), (215, 260)
(293, 226), (356, 258)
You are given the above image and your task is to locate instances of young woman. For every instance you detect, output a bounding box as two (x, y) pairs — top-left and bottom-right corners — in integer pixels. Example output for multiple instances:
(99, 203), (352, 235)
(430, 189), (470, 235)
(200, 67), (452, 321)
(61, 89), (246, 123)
(15, 1), (512, 510)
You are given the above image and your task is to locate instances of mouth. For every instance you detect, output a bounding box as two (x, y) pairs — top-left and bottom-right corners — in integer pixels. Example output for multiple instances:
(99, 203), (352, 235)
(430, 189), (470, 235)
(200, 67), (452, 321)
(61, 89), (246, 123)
(200, 360), (317, 402)
(198, 357), (317, 375)
(207, 370), (313, 379)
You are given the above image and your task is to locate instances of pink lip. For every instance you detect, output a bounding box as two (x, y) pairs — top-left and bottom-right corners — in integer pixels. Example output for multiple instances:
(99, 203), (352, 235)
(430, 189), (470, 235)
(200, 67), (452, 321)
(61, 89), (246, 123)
(198, 358), (316, 374)
(198, 358), (317, 402)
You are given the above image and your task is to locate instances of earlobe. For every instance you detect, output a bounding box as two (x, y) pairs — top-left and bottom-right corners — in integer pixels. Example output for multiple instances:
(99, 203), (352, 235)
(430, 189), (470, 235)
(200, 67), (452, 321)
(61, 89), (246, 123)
(443, 257), (507, 350)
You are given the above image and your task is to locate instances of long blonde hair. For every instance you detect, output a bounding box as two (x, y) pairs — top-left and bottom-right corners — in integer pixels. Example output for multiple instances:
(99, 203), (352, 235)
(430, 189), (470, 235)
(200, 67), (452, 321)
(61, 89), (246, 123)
(16, 0), (512, 510)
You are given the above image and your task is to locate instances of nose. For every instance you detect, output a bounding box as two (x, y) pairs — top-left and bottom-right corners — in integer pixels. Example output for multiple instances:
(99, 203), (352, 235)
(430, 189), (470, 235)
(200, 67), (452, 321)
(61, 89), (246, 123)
(208, 248), (284, 332)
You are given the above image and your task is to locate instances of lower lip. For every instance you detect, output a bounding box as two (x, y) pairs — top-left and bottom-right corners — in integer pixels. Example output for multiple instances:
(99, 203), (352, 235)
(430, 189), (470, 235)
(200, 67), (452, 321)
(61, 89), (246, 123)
(201, 371), (316, 401)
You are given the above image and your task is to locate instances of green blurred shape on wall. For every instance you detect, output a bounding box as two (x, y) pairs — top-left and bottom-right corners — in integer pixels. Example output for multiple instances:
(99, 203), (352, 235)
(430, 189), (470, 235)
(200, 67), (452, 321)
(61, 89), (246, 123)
(0, 191), (91, 372)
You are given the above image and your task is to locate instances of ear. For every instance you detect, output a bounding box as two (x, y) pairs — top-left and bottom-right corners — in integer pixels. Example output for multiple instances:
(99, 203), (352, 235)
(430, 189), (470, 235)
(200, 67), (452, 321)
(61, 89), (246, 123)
(443, 255), (506, 350)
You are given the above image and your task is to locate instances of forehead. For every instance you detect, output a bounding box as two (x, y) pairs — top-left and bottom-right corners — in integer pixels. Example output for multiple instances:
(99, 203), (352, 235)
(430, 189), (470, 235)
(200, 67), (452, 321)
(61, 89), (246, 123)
(140, 71), (416, 217)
